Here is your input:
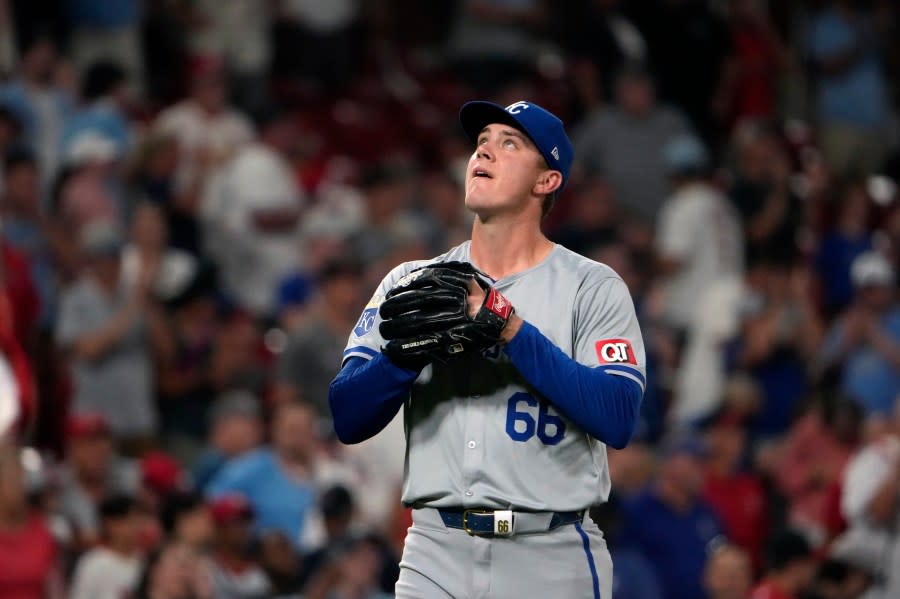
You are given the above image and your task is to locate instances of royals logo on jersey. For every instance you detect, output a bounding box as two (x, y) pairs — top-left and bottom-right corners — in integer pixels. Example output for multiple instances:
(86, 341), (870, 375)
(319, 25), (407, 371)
(353, 294), (384, 337)
(594, 338), (636, 365)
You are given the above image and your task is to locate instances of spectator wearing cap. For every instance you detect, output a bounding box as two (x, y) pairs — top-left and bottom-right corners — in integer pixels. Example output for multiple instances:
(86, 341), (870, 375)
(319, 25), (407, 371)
(701, 409), (769, 572)
(69, 494), (144, 599)
(60, 61), (133, 161)
(573, 65), (693, 225)
(207, 493), (271, 599)
(0, 442), (62, 599)
(56, 413), (140, 546)
(207, 401), (323, 552)
(0, 36), (74, 185)
(619, 437), (726, 599)
(153, 55), (255, 197)
(750, 530), (817, 599)
(654, 134), (743, 339)
(840, 401), (900, 598)
(192, 391), (263, 491)
(200, 106), (305, 319)
(56, 130), (124, 239)
(55, 222), (164, 445)
(818, 251), (900, 416)
(273, 256), (365, 415)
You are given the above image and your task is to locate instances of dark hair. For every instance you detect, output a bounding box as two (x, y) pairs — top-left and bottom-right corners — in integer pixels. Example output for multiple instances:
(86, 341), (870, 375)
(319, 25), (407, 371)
(4, 145), (37, 172)
(315, 255), (364, 284)
(321, 484), (355, 520)
(82, 61), (127, 101)
(766, 530), (813, 572)
(100, 494), (136, 520)
(160, 491), (205, 534)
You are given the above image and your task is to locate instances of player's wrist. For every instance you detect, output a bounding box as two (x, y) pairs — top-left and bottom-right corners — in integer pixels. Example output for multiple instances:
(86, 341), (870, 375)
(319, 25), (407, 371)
(500, 314), (523, 343)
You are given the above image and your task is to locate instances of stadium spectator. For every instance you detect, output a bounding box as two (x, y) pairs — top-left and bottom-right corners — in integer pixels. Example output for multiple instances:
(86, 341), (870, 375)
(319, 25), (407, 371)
(703, 542), (754, 599)
(655, 134), (743, 338)
(159, 491), (214, 554)
(274, 256), (365, 414)
(134, 541), (214, 599)
(840, 401), (900, 598)
(0, 35), (73, 186)
(56, 413), (139, 546)
(1, 147), (65, 324)
(60, 61), (133, 159)
(714, 0), (789, 132)
(258, 529), (305, 598)
(0, 442), (61, 599)
(573, 65), (692, 225)
(702, 410), (769, 572)
(69, 494), (145, 599)
(619, 437), (726, 599)
(807, 0), (893, 176)
(207, 493), (271, 599)
(727, 121), (803, 264)
(153, 55), (255, 198)
(814, 178), (875, 317)
(774, 395), (862, 545)
(55, 222), (162, 444)
(66, 0), (143, 93)
(749, 530), (817, 599)
(818, 251), (899, 417)
(192, 391), (264, 491)
(55, 131), (124, 239)
(207, 401), (324, 551)
(200, 107), (305, 318)
(728, 257), (823, 440)
(552, 176), (619, 257)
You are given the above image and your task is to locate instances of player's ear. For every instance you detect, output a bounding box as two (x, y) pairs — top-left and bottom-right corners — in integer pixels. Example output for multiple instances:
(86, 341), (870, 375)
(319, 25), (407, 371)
(533, 170), (562, 197)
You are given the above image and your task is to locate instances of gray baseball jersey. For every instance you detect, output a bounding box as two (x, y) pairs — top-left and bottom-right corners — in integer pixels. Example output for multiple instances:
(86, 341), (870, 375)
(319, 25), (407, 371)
(344, 241), (646, 512)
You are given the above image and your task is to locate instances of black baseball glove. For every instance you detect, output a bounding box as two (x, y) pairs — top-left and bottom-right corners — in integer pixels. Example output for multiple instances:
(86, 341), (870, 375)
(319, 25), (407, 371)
(378, 261), (515, 370)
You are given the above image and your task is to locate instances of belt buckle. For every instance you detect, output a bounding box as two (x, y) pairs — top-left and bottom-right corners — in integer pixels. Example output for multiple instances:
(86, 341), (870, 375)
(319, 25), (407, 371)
(462, 509), (493, 536)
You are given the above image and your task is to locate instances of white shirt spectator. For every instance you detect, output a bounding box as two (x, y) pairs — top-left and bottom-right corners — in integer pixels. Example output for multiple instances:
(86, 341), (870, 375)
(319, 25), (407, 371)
(69, 547), (141, 599)
(201, 143), (305, 317)
(656, 182), (743, 331)
(841, 434), (900, 598)
(153, 100), (254, 192)
(282, 0), (360, 34)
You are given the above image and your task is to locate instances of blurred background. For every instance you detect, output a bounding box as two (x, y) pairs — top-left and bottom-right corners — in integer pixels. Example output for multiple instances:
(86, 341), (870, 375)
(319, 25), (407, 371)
(0, 0), (898, 598)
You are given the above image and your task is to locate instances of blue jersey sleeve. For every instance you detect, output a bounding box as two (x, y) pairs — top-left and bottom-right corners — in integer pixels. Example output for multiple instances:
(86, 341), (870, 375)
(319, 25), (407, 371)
(505, 320), (643, 449)
(328, 354), (419, 444)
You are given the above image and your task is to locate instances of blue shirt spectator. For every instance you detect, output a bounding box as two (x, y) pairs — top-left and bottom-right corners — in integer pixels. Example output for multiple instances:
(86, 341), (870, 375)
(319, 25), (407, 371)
(619, 440), (725, 599)
(808, 5), (890, 130)
(819, 251), (899, 416)
(66, 0), (141, 28)
(61, 62), (132, 160)
(206, 401), (322, 550)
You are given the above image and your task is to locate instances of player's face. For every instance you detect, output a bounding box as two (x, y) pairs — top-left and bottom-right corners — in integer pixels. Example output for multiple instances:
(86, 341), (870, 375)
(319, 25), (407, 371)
(464, 124), (547, 218)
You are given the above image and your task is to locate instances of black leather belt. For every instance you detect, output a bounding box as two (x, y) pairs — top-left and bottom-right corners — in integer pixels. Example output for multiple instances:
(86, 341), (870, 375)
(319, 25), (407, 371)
(436, 507), (585, 537)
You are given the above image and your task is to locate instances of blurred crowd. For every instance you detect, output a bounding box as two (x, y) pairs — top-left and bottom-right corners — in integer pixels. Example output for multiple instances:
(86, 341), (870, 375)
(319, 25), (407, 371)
(0, 1), (899, 598)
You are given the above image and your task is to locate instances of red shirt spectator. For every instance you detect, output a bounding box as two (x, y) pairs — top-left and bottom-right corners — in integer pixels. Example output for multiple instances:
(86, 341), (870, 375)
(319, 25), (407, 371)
(0, 512), (59, 599)
(702, 412), (769, 571)
(1, 241), (40, 346)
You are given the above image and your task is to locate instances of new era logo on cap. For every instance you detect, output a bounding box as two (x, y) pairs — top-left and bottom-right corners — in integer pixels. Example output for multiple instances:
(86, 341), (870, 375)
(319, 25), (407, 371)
(459, 99), (574, 190)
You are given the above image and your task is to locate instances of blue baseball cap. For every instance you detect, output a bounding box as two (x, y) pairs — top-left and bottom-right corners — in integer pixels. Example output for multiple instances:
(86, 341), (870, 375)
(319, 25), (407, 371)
(459, 100), (574, 191)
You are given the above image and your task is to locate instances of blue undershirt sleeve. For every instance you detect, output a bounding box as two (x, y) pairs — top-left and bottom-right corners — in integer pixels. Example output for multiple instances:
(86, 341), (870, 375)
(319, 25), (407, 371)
(504, 321), (643, 449)
(328, 354), (419, 444)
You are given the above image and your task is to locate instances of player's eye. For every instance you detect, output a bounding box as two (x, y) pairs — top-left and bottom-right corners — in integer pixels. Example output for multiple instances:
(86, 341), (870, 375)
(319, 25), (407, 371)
(477, 136), (488, 145)
(503, 138), (517, 149)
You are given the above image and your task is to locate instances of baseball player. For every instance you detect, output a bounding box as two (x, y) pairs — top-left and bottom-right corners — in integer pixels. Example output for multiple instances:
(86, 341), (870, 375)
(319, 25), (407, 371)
(329, 100), (646, 598)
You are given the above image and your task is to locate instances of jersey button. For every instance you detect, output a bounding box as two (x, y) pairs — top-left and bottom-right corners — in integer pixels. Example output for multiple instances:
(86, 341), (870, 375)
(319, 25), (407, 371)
(467, 441), (476, 449)
(465, 491), (473, 497)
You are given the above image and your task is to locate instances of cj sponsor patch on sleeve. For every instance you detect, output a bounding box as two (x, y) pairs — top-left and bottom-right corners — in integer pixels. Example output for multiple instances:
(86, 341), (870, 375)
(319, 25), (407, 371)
(594, 339), (636, 365)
